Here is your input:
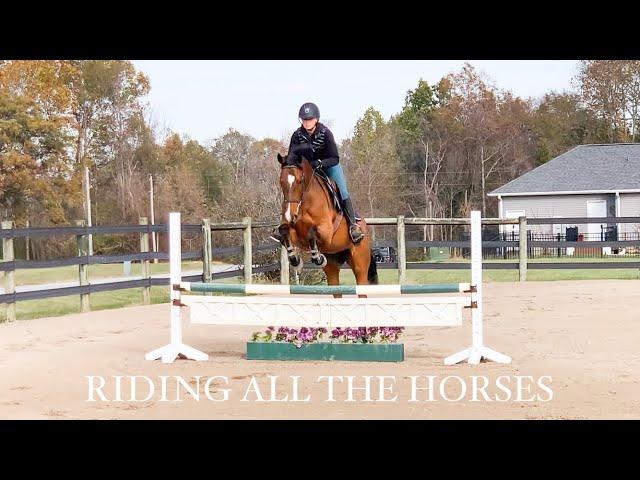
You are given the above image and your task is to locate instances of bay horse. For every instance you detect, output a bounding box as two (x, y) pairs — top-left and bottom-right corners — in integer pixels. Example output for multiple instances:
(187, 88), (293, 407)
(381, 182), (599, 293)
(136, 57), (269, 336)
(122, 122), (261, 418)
(276, 153), (378, 293)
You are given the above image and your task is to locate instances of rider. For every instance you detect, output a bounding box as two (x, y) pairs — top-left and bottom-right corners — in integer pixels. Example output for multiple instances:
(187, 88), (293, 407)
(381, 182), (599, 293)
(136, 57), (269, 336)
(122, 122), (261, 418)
(274, 102), (365, 244)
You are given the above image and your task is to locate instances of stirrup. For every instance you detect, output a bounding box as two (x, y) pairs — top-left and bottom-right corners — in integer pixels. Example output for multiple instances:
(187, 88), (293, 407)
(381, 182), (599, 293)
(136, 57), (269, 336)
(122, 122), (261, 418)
(349, 225), (364, 244)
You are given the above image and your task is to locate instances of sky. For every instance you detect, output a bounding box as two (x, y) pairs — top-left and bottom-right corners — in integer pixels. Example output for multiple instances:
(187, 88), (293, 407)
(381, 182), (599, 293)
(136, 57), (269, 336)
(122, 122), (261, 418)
(132, 60), (580, 144)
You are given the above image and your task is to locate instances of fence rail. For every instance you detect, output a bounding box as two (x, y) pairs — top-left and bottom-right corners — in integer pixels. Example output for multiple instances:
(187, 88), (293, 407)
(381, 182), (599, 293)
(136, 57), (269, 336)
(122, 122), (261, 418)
(2, 215), (640, 319)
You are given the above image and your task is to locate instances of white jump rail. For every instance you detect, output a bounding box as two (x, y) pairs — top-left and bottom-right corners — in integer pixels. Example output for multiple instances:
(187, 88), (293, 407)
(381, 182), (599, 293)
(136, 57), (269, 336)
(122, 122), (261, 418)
(183, 295), (467, 328)
(146, 211), (511, 365)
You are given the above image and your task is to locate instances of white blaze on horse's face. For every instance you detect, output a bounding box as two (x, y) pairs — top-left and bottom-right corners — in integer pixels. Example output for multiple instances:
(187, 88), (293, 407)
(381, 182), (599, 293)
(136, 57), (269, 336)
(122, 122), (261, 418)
(285, 174), (296, 222)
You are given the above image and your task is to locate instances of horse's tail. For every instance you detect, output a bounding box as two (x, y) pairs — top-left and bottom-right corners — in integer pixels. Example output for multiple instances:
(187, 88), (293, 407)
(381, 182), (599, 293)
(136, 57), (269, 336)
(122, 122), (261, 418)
(368, 253), (379, 285)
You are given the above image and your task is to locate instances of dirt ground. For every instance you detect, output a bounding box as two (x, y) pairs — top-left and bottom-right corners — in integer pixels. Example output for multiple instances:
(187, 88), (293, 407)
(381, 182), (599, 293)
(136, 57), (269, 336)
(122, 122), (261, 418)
(1, 280), (639, 419)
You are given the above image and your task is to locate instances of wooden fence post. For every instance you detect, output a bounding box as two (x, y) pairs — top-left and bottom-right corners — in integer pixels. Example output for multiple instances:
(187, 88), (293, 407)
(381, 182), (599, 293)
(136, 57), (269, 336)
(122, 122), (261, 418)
(139, 217), (151, 305)
(76, 220), (90, 312)
(1, 220), (16, 323)
(519, 216), (528, 282)
(397, 215), (406, 284)
(280, 245), (290, 285)
(25, 219), (30, 261)
(202, 218), (212, 284)
(243, 217), (252, 284)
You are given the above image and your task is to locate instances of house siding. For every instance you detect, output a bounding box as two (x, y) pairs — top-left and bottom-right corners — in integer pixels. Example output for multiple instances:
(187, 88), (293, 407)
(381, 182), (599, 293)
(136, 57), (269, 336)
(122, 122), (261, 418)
(619, 193), (640, 236)
(501, 194), (616, 236)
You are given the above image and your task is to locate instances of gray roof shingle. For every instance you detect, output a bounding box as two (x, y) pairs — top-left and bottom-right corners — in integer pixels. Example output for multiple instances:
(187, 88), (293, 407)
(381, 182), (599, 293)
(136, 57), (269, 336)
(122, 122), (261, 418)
(489, 144), (640, 196)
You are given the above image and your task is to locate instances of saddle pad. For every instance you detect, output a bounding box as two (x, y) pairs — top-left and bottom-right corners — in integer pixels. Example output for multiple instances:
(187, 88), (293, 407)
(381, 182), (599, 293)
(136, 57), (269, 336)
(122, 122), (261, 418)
(314, 170), (342, 212)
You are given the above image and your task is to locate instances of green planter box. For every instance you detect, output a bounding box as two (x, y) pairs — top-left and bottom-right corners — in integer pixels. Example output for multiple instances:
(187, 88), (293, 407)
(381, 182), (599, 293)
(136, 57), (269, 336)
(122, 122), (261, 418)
(246, 342), (404, 362)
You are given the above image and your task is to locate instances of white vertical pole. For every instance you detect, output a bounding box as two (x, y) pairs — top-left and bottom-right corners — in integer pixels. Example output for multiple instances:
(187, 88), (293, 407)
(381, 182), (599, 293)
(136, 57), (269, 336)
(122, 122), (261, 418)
(169, 212), (183, 347)
(444, 210), (511, 365)
(471, 210), (483, 350)
(146, 212), (208, 363)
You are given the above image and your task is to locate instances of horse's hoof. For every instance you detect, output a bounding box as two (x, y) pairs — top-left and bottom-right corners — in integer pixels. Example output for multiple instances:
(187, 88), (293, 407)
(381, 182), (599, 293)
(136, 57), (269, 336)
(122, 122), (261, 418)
(311, 254), (327, 268)
(290, 257), (304, 273)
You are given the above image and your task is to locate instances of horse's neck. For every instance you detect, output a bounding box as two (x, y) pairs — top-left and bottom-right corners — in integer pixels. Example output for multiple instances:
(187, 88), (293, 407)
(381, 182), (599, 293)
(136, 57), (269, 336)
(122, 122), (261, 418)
(304, 173), (334, 217)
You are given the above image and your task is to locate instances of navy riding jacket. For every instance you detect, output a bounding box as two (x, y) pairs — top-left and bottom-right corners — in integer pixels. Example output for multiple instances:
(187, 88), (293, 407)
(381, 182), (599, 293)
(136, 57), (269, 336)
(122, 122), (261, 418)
(287, 122), (339, 169)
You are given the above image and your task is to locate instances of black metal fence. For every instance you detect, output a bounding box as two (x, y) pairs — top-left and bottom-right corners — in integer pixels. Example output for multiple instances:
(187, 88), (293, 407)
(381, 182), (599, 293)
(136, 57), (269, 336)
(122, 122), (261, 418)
(455, 229), (640, 260)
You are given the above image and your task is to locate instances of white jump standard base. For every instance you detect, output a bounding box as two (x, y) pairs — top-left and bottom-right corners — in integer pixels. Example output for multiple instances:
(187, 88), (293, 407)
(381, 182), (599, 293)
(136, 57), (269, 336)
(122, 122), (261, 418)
(146, 212), (208, 364)
(145, 343), (209, 363)
(444, 346), (512, 365)
(144, 304), (209, 363)
(444, 211), (511, 365)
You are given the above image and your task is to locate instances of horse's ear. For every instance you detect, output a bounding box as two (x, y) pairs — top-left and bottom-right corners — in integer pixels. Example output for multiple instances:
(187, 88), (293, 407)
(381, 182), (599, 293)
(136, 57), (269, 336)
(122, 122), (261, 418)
(277, 153), (284, 165)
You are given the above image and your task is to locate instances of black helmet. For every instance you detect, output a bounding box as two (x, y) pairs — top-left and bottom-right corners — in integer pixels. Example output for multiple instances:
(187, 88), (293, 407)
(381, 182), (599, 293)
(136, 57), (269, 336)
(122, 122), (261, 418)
(298, 102), (320, 120)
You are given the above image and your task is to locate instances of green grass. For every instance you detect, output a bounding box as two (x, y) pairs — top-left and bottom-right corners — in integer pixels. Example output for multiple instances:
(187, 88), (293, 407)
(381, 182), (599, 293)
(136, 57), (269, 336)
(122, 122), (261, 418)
(338, 267), (640, 284)
(12, 261), (209, 286)
(5, 286), (169, 321)
(526, 257), (640, 263)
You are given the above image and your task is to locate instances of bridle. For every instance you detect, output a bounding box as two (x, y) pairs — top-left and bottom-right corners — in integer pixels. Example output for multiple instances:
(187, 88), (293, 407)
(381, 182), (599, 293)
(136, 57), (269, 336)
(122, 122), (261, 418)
(281, 164), (310, 224)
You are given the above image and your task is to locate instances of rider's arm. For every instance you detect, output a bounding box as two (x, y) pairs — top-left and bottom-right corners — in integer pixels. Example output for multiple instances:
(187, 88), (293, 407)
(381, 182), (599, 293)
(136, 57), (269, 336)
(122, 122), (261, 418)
(317, 128), (339, 168)
(288, 131), (313, 160)
(287, 132), (298, 155)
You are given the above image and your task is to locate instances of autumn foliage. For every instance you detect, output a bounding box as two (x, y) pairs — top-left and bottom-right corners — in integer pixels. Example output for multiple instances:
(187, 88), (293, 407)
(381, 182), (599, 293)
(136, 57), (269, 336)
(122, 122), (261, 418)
(1, 60), (637, 258)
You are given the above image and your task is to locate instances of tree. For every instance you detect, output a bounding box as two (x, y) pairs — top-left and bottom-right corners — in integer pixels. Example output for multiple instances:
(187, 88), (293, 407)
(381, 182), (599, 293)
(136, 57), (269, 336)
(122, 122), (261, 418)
(0, 60), (77, 119)
(0, 89), (76, 223)
(158, 133), (231, 206)
(0, 60), (152, 226)
(397, 78), (438, 142)
(394, 77), (459, 243)
(350, 107), (401, 237)
(576, 60), (640, 142)
(77, 61), (150, 221)
(245, 138), (287, 218)
(211, 128), (255, 184)
(444, 64), (536, 216)
(532, 92), (608, 164)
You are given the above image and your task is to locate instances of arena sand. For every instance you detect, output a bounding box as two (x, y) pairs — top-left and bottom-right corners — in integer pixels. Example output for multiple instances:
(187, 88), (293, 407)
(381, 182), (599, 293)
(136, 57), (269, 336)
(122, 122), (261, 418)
(1, 280), (639, 419)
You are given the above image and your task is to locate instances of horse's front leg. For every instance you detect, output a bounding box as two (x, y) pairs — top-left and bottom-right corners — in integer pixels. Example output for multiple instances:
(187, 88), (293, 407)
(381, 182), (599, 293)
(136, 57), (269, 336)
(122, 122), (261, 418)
(308, 228), (327, 268)
(280, 223), (303, 273)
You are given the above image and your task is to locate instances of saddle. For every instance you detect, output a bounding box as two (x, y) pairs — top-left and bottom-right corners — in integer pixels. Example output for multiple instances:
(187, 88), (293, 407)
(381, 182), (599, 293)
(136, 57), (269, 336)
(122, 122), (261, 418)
(314, 169), (343, 213)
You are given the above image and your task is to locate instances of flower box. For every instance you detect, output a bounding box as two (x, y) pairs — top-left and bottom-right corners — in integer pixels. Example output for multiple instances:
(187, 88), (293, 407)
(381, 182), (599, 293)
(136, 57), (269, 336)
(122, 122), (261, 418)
(246, 341), (404, 362)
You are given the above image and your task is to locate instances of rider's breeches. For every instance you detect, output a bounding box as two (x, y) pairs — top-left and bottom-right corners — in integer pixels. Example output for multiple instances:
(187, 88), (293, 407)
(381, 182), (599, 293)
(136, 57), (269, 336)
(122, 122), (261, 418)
(324, 164), (350, 200)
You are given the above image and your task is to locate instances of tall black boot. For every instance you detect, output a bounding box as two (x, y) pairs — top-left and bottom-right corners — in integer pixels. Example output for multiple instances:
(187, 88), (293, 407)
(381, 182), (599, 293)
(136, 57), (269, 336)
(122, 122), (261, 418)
(342, 197), (364, 244)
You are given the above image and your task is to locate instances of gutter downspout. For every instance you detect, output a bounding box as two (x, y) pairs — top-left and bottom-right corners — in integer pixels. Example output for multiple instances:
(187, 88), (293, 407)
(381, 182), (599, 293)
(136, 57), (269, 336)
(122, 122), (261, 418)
(498, 195), (503, 235)
(615, 191), (621, 238)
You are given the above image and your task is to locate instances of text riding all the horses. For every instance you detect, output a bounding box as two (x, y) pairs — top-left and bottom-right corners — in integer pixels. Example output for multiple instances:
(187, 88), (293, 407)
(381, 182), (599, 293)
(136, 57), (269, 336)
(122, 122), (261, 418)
(86, 375), (553, 403)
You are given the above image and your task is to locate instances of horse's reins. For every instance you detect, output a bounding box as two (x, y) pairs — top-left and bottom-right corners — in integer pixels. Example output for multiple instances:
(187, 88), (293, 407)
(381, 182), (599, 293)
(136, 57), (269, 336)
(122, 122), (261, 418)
(281, 164), (344, 237)
(282, 164), (309, 222)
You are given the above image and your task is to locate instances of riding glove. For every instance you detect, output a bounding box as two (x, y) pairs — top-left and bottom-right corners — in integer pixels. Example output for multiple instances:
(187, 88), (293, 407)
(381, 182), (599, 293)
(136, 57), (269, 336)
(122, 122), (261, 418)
(291, 143), (313, 160)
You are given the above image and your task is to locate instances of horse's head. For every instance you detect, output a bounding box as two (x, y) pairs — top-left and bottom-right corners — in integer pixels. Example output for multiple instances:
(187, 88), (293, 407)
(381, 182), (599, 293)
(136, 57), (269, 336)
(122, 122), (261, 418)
(277, 152), (314, 224)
